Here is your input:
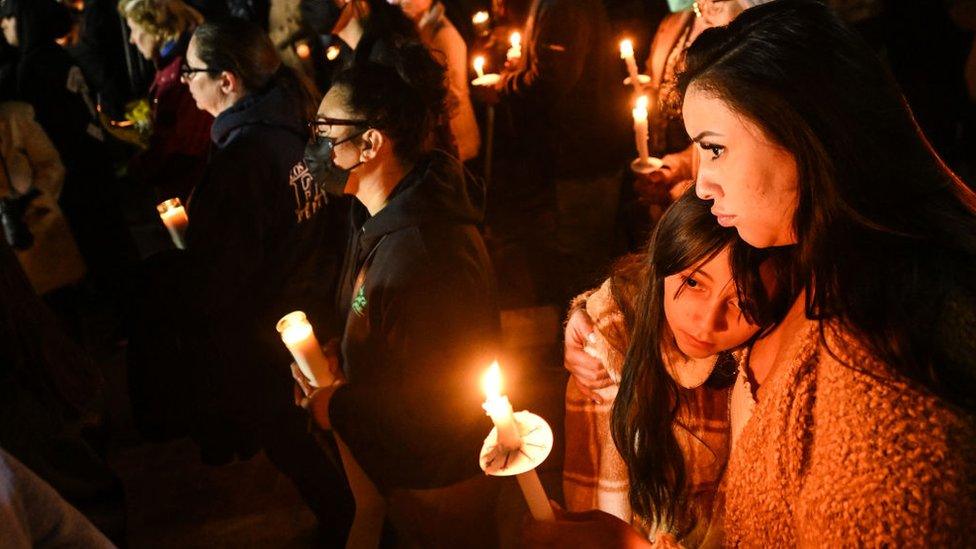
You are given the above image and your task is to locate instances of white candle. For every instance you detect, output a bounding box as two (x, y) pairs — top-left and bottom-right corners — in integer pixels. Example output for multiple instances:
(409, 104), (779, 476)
(517, 469), (555, 521)
(474, 55), (486, 79)
(481, 362), (522, 450)
(507, 31), (522, 62)
(632, 95), (651, 164)
(480, 362), (555, 521)
(276, 311), (334, 388)
(156, 198), (188, 249)
(620, 39), (642, 93)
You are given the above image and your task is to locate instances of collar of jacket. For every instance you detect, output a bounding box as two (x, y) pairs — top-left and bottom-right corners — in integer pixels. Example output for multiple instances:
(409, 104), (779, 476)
(353, 149), (485, 256)
(210, 75), (305, 148)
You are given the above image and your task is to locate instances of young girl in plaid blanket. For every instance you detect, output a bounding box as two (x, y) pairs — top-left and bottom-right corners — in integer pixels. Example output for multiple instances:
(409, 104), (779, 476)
(561, 189), (789, 545)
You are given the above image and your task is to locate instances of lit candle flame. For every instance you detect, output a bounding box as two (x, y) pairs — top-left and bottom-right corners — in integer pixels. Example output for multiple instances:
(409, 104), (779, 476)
(473, 56), (486, 78)
(326, 45), (341, 61)
(296, 42), (311, 59)
(619, 38), (634, 60)
(509, 32), (521, 49)
(472, 10), (489, 25)
(482, 361), (503, 400)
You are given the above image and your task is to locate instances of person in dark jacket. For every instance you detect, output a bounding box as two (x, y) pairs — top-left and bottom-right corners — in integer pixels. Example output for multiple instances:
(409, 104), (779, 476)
(478, 0), (630, 306)
(175, 19), (352, 543)
(298, 44), (503, 544)
(118, 0), (212, 202)
(0, 0), (137, 308)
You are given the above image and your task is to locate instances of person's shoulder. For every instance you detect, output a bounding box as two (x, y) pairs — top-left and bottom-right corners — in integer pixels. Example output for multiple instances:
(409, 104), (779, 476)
(0, 101), (35, 121)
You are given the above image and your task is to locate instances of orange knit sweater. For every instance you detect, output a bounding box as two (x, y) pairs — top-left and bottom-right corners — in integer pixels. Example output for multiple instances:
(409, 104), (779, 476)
(720, 319), (976, 546)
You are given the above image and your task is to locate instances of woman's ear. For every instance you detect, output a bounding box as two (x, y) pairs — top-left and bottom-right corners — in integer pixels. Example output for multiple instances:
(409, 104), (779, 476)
(360, 128), (386, 162)
(218, 71), (239, 96)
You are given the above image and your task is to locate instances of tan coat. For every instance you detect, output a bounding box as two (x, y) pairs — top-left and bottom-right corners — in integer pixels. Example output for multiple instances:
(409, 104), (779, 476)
(0, 102), (85, 294)
(417, 2), (481, 161)
(719, 319), (976, 546)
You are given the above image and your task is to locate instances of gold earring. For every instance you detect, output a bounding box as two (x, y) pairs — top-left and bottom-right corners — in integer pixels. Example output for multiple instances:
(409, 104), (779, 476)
(693, 1), (702, 17)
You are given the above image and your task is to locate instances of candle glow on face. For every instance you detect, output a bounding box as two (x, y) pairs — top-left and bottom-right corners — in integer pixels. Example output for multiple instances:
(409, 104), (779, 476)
(619, 38), (634, 60)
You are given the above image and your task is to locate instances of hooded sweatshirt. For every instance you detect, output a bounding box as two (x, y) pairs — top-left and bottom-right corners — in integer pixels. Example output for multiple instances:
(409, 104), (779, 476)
(329, 150), (501, 492)
(181, 77), (347, 456)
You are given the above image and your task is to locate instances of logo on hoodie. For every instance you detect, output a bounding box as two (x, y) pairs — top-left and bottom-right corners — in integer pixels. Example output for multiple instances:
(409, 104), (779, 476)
(351, 285), (367, 317)
(289, 161), (327, 222)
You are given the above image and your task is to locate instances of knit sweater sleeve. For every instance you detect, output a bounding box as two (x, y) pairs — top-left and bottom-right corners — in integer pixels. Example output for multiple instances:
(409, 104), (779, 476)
(792, 327), (976, 546)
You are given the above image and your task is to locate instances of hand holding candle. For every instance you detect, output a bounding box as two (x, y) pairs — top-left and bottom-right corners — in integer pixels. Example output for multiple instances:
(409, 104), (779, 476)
(479, 362), (555, 521)
(157, 198), (188, 249)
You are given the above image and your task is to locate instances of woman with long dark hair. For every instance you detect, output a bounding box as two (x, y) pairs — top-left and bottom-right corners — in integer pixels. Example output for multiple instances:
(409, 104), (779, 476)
(528, 1), (976, 545)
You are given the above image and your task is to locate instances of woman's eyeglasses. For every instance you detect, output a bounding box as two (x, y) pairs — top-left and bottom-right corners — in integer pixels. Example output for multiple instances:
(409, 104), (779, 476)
(179, 63), (219, 81)
(308, 117), (370, 141)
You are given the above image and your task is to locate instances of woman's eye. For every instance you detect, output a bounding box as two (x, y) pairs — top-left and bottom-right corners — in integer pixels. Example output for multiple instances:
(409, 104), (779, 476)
(682, 275), (702, 290)
(699, 142), (725, 160)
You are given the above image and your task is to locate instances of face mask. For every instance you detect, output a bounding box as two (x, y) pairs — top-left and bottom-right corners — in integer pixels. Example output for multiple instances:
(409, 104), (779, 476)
(666, 0), (695, 12)
(304, 131), (365, 196)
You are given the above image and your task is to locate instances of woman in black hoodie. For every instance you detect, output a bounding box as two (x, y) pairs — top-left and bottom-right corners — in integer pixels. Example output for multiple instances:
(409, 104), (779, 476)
(299, 43), (502, 544)
(175, 19), (352, 544)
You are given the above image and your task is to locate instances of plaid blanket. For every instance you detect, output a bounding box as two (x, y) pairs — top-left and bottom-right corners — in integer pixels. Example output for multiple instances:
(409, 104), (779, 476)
(563, 279), (732, 544)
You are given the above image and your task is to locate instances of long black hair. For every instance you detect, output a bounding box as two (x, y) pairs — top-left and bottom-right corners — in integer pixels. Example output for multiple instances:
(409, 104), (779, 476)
(678, 0), (976, 411)
(610, 189), (790, 536)
(192, 19), (319, 119)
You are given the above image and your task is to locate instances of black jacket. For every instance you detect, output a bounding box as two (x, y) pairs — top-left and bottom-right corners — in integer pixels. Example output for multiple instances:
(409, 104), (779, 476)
(498, 0), (629, 180)
(329, 150), (501, 491)
(181, 78), (347, 456)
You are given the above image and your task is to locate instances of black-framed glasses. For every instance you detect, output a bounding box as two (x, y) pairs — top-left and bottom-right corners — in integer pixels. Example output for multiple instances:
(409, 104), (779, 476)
(179, 62), (219, 81)
(308, 117), (370, 142)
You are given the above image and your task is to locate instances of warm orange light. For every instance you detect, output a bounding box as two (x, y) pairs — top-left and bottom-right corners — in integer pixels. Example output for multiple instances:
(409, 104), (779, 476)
(472, 11), (489, 25)
(619, 38), (634, 59)
(296, 42), (311, 60)
(326, 45), (341, 61)
(482, 361), (503, 399)
(473, 56), (486, 78)
(634, 95), (649, 117)
(509, 32), (522, 49)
